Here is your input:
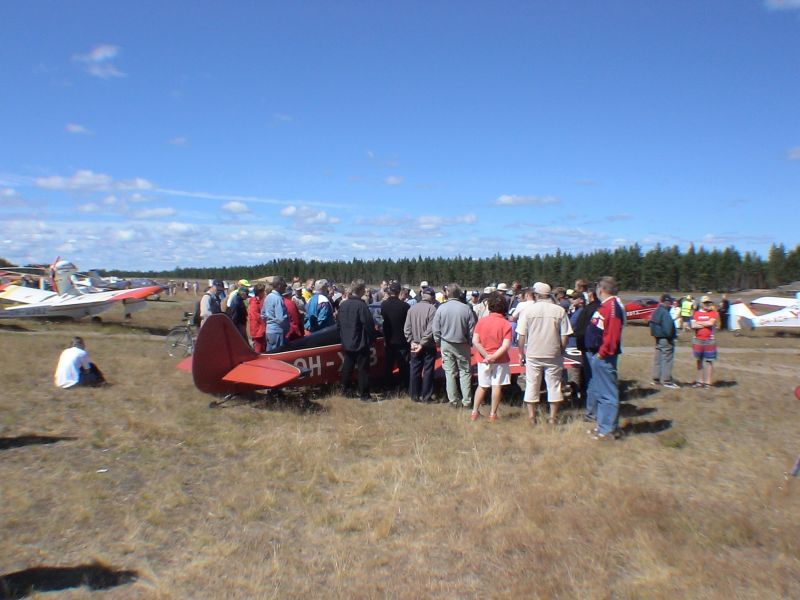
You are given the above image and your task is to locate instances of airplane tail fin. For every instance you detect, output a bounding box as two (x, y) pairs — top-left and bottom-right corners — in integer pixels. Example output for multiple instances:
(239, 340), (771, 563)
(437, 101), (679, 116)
(191, 314), (302, 394)
(192, 314), (258, 394)
(52, 260), (79, 296)
(728, 301), (755, 331)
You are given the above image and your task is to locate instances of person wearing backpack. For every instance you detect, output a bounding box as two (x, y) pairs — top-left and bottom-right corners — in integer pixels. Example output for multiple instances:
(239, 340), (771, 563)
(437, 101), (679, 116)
(649, 293), (679, 388)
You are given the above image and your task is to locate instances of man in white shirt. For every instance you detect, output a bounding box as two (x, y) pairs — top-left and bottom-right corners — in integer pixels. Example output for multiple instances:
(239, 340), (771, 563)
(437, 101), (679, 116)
(54, 337), (105, 388)
(517, 282), (572, 424)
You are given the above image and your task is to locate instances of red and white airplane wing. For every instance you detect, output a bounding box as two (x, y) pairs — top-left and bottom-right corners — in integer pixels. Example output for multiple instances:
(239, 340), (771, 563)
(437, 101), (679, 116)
(0, 284), (164, 320)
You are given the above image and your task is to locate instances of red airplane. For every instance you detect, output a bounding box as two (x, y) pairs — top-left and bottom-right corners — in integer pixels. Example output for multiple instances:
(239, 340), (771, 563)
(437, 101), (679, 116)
(178, 314), (582, 396)
(624, 297), (660, 322)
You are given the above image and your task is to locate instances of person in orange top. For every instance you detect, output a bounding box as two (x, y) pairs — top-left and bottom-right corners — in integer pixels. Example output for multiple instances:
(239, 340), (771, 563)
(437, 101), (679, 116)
(470, 294), (512, 422)
(691, 295), (719, 388)
(248, 283), (267, 353)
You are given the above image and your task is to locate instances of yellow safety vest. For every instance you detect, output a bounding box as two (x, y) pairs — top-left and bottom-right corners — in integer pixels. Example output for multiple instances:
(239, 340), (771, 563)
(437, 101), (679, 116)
(680, 299), (693, 317)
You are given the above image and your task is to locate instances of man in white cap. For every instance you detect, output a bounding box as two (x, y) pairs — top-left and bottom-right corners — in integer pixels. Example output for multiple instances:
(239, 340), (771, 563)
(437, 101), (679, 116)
(517, 282), (573, 425)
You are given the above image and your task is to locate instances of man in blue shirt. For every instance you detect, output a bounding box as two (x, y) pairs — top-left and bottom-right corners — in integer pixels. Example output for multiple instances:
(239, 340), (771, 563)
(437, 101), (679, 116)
(262, 276), (289, 351)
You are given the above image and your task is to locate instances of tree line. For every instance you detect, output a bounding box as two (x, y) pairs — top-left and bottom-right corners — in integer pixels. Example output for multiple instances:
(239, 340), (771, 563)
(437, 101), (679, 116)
(103, 242), (800, 291)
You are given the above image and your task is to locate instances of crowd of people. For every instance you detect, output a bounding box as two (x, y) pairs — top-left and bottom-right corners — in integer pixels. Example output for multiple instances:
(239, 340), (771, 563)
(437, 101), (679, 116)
(193, 275), (645, 441)
(52, 271), (726, 440)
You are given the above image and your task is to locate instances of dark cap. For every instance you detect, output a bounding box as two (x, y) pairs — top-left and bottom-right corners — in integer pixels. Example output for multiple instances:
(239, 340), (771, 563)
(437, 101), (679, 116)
(213, 279), (224, 288)
(422, 286), (435, 298)
(388, 281), (401, 294)
(660, 293), (674, 303)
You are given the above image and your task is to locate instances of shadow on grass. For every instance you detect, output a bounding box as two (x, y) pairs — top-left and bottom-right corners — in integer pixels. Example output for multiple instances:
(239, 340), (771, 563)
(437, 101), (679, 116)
(0, 323), (31, 332)
(619, 380), (659, 401)
(94, 321), (173, 336)
(620, 419), (673, 435)
(0, 563), (137, 599)
(618, 404), (657, 418)
(209, 391), (327, 414)
(0, 435), (77, 451)
(711, 380), (737, 388)
(773, 330), (800, 338)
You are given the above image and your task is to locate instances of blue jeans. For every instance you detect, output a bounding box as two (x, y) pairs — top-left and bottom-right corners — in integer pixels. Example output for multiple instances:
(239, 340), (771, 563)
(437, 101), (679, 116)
(267, 331), (286, 351)
(587, 352), (619, 435)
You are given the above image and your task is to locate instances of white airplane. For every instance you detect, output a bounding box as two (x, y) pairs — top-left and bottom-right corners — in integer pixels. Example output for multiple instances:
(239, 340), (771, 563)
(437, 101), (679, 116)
(728, 292), (800, 330)
(0, 260), (163, 320)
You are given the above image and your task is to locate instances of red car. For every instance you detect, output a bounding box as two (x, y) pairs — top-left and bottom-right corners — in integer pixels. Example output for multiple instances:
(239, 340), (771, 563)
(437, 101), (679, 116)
(624, 297), (660, 322)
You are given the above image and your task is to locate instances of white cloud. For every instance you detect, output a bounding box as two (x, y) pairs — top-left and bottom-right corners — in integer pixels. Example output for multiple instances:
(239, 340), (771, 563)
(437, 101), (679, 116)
(272, 113), (293, 122)
(135, 207), (177, 219)
(385, 175), (404, 186)
(355, 214), (411, 227)
(36, 170), (154, 193)
(494, 194), (560, 206)
(65, 123), (92, 135)
(128, 192), (152, 202)
(72, 44), (126, 79)
(222, 201), (250, 214)
(415, 213), (477, 231)
(166, 222), (196, 235)
(1, 188), (17, 197)
(168, 136), (188, 146)
(787, 146), (800, 160)
(77, 203), (100, 213)
(157, 187), (348, 209)
(765, 0), (800, 10)
(280, 205), (340, 228)
(114, 229), (137, 242)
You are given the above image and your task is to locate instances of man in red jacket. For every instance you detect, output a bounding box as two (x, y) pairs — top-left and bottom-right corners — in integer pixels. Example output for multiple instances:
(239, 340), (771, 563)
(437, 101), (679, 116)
(248, 283), (267, 353)
(584, 276), (624, 441)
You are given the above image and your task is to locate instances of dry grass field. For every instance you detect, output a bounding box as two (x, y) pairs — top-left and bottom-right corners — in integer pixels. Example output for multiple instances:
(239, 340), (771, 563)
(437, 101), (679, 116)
(1, 293), (799, 599)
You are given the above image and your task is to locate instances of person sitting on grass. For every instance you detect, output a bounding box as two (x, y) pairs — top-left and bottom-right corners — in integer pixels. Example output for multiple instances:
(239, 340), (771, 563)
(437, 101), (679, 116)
(470, 294), (512, 422)
(54, 336), (106, 389)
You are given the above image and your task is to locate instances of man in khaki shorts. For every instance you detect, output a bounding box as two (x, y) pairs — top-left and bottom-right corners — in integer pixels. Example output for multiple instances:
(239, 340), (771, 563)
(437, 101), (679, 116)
(517, 282), (573, 424)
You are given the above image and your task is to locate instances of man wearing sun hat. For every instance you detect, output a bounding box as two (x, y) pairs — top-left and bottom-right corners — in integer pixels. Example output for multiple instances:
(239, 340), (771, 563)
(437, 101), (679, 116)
(691, 295), (719, 388)
(517, 281), (573, 425)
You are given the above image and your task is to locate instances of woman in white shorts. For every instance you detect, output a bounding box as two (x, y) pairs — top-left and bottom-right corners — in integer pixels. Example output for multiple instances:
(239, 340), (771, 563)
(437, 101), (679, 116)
(471, 295), (513, 422)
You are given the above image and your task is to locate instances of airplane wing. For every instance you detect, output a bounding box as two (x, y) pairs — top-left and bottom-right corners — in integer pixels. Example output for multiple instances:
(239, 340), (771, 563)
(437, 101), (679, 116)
(223, 359), (302, 388)
(0, 285), (58, 304)
(750, 296), (797, 308)
(0, 285), (163, 319)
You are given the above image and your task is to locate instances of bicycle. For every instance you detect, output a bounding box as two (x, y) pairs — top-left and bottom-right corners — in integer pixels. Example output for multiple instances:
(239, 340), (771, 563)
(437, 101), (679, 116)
(165, 312), (196, 358)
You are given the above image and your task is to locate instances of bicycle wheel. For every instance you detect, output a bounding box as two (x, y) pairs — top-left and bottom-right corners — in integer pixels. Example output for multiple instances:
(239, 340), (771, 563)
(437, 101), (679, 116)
(165, 328), (193, 358)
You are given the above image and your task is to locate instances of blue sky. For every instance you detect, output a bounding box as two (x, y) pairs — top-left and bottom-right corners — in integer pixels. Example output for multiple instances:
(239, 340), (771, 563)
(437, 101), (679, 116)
(1, 1), (798, 271)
